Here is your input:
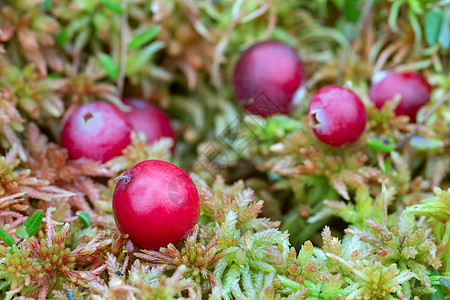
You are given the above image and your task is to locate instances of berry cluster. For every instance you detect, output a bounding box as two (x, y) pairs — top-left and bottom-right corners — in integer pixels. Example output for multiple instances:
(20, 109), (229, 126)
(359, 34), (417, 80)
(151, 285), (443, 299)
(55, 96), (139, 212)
(232, 41), (431, 146)
(61, 98), (176, 162)
(60, 41), (432, 251)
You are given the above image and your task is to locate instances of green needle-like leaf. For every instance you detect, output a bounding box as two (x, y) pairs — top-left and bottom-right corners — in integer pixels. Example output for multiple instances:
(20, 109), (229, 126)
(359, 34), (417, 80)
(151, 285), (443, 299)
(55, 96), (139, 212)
(76, 211), (92, 228)
(344, 0), (360, 23)
(99, 53), (119, 79)
(42, 0), (52, 11)
(0, 226), (15, 247)
(23, 209), (44, 237)
(100, 0), (124, 13)
(129, 26), (161, 50)
(425, 9), (443, 45)
(55, 29), (70, 45)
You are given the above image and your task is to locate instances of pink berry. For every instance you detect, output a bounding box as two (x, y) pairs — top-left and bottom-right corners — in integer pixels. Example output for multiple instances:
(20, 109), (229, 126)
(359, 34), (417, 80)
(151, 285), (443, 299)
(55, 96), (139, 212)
(308, 85), (367, 146)
(61, 101), (131, 162)
(369, 71), (431, 122)
(123, 98), (176, 151)
(233, 41), (306, 117)
(113, 160), (200, 250)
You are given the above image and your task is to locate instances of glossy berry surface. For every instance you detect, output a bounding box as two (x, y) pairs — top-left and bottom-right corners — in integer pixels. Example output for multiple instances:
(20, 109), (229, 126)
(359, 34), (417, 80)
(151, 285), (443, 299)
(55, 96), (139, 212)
(113, 160), (200, 250)
(369, 71), (431, 122)
(233, 41), (306, 117)
(61, 101), (131, 162)
(123, 98), (176, 151)
(308, 85), (367, 146)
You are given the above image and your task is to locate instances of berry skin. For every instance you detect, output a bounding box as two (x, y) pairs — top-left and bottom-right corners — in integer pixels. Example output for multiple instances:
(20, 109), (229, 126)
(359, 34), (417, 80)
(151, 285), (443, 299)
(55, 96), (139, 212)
(233, 41), (306, 117)
(61, 101), (131, 162)
(112, 160), (200, 250)
(123, 98), (176, 151)
(369, 71), (431, 122)
(308, 85), (367, 146)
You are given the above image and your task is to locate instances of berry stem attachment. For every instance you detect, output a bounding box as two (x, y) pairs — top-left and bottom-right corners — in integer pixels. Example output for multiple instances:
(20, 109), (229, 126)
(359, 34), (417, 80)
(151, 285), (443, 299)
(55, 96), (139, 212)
(114, 175), (130, 183)
(309, 111), (322, 127)
(395, 90), (450, 149)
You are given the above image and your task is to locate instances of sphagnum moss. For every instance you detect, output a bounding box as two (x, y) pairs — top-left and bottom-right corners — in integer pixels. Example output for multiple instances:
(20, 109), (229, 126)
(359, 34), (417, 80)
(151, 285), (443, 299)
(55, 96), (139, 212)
(0, 0), (449, 299)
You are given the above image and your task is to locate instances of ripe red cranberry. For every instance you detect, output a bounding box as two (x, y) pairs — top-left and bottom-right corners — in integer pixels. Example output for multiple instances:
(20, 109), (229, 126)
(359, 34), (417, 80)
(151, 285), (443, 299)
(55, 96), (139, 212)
(61, 101), (131, 162)
(369, 71), (431, 122)
(122, 98), (176, 151)
(113, 160), (200, 250)
(233, 41), (306, 117)
(308, 85), (367, 146)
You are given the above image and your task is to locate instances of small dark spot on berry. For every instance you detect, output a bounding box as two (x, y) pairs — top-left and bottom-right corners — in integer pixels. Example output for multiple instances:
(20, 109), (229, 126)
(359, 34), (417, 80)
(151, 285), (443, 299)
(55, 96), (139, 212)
(82, 111), (94, 123)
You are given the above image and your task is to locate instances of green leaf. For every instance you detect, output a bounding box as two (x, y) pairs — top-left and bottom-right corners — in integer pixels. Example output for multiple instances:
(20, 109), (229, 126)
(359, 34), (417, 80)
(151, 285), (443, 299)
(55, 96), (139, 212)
(23, 209), (44, 237)
(0, 226), (15, 247)
(129, 26), (160, 50)
(367, 137), (395, 152)
(48, 73), (63, 79)
(410, 136), (444, 151)
(344, 0), (360, 23)
(99, 53), (119, 79)
(16, 225), (29, 240)
(425, 9), (443, 45)
(388, 0), (402, 32)
(100, 0), (124, 13)
(55, 29), (70, 45)
(42, 0), (52, 11)
(383, 159), (392, 174)
(438, 15), (449, 49)
(126, 42), (165, 74)
(76, 211), (92, 228)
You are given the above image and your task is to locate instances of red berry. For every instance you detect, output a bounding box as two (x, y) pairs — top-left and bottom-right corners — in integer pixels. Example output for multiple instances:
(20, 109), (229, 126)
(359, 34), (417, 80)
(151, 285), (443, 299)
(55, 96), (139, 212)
(122, 98), (176, 151)
(112, 160), (200, 250)
(233, 41), (306, 117)
(369, 71), (431, 122)
(61, 101), (131, 162)
(308, 85), (367, 146)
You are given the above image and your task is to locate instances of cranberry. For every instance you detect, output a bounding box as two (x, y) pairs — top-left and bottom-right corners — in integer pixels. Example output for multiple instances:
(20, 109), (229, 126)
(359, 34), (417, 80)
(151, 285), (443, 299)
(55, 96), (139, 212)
(122, 98), (176, 151)
(369, 71), (431, 122)
(233, 41), (306, 117)
(61, 101), (131, 162)
(112, 160), (200, 250)
(308, 85), (367, 146)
